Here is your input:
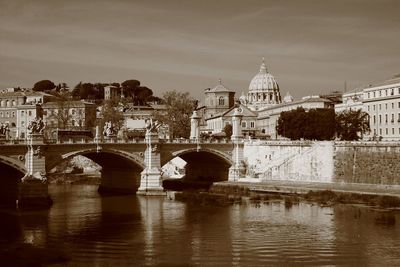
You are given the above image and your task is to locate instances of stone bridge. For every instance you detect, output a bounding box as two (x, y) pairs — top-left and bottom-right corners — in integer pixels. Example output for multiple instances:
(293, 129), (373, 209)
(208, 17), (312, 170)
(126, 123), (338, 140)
(0, 109), (246, 208)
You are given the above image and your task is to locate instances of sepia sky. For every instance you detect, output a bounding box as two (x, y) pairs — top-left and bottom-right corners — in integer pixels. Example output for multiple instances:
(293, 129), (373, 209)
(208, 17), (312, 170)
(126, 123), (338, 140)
(0, 0), (399, 100)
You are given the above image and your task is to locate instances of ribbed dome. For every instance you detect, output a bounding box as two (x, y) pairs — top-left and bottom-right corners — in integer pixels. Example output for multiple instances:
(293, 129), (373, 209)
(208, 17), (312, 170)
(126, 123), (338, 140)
(249, 60), (279, 91)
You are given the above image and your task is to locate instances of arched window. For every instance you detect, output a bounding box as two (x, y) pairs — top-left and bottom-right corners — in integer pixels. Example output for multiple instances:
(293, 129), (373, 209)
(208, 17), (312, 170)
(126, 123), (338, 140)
(218, 97), (225, 106)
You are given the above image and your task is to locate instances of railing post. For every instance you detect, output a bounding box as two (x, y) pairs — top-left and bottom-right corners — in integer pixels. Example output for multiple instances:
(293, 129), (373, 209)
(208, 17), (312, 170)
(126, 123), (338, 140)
(229, 107), (246, 181)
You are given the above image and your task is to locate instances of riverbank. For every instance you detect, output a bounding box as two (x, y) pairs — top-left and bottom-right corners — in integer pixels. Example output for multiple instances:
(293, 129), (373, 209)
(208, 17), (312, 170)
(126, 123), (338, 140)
(47, 173), (101, 185)
(209, 181), (400, 208)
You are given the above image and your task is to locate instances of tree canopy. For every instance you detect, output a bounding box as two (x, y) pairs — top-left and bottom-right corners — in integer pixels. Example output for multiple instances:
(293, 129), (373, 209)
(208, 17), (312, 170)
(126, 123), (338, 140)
(121, 79), (154, 105)
(72, 82), (105, 100)
(335, 109), (370, 141)
(153, 90), (197, 139)
(33, 80), (56, 92)
(276, 108), (336, 140)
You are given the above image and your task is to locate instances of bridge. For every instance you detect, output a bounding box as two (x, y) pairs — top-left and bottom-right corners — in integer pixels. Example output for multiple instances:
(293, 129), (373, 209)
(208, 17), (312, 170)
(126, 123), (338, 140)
(0, 109), (246, 208)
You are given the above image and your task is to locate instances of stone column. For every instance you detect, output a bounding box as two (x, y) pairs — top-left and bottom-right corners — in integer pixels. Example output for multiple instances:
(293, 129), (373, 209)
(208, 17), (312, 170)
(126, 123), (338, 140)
(19, 134), (52, 208)
(138, 132), (165, 195)
(190, 110), (201, 142)
(229, 108), (245, 181)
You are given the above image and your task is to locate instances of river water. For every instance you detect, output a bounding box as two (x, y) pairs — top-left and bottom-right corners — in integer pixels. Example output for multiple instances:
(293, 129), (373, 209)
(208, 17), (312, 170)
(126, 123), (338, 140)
(1, 185), (400, 266)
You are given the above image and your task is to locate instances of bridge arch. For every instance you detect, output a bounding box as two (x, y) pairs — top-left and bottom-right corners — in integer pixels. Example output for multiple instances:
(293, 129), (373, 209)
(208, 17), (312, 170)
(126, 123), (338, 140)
(0, 155), (26, 175)
(164, 148), (233, 182)
(51, 148), (145, 170)
(0, 155), (26, 207)
(48, 148), (145, 194)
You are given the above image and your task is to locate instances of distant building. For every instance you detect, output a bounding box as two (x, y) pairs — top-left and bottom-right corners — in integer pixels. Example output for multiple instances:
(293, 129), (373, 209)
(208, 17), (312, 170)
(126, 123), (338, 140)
(42, 100), (96, 138)
(16, 104), (42, 139)
(104, 85), (121, 101)
(362, 77), (400, 141)
(205, 104), (257, 137)
(0, 90), (56, 138)
(203, 79), (235, 119)
(334, 88), (363, 113)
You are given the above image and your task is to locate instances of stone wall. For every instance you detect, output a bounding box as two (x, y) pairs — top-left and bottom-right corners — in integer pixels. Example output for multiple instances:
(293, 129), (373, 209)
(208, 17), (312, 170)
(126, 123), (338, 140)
(334, 143), (400, 185)
(244, 141), (334, 182)
(244, 140), (400, 185)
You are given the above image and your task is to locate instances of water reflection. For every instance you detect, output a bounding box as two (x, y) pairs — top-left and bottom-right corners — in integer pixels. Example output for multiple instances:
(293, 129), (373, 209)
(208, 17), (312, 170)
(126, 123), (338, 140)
(0, 185), (399, 266)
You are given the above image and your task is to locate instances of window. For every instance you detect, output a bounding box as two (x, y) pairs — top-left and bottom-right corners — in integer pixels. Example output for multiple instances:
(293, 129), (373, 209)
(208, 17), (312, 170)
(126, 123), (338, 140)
(392, 103), (394, 109)
(380, 129), (382, 135)
(391, 114), (394, 123)
(241, 121), (247, 128)
(28, 111), (32, 116)
(373, 115), (376, 124)
(379, 104), (381, 110)
(218, 97), (225, 106)
(368, 106), (370, 112)
(21, 121), (25, 127)
(21, 111), (24, 116)
(379, 115), (382, 124)
(11, 112), (15, 117)
(373, 105), (376, 111)
(385, 114), (388, 123)
(392, 128), (395, 134)
(71, 109), (76, 115)
(250, 121), (255, 128)
(0, 112), (2, 117)
(385, 103), (388, 110)
(386, 128), (388, 135)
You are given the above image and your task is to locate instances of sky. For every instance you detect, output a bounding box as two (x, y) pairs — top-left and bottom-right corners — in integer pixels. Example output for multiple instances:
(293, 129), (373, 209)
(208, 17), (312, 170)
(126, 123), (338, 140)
(0, 0), (399, 101)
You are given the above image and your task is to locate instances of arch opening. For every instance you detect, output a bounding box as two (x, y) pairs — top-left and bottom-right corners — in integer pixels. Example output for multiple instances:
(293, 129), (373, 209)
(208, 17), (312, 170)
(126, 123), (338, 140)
(163, 150), (231, 191)
(0, 161), (25, 208)
(51, 151), (144, 195)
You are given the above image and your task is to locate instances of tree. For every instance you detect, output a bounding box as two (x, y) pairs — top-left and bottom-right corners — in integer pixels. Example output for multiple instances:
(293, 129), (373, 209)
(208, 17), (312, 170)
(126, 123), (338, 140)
(121, 80), (154, 105)
(33, 80), (55, 92)
(154, 90), (197, 139)
(335, 109), (370, 141)
(99, 100), (125, 132)
(47, 92), (73, 129)
(223, 123), (233, 138)
(276, 108), (335, 140)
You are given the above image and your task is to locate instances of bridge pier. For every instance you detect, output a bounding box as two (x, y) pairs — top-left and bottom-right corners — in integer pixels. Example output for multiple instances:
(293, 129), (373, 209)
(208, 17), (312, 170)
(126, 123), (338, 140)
(18, 134), (52, 208)
(138, 132), (165, 195)
(229, 108), (246, 181)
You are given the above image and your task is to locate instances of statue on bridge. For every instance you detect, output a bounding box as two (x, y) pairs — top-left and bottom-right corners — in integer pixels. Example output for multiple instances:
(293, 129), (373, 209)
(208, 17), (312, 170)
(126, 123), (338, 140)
(27, 118), (45, 135)
(103, 121), (116, 137)
(0, 123), (10, 139)
(145, 118), (160, 134)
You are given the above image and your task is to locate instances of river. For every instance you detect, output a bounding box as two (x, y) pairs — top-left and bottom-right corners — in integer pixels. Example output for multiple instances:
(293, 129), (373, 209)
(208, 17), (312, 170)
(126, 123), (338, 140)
(1, 185), (399, 266)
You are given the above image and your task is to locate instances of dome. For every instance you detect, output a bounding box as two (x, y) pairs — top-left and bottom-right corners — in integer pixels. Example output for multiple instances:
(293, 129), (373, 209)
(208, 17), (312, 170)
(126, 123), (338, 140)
(249, 59), (279, 92)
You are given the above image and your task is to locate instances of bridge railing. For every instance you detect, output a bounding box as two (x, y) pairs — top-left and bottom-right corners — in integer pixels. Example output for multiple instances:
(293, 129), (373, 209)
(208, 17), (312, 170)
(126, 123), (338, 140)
(0, 137), (234, 146)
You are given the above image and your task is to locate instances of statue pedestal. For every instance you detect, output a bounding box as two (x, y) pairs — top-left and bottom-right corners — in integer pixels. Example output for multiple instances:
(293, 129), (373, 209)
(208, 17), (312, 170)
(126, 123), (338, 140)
(137, 168), (165, 195)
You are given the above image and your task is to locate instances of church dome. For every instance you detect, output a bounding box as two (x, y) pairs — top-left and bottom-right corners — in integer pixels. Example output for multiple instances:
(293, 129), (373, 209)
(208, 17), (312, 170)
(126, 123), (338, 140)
(249, 59), (279, 92)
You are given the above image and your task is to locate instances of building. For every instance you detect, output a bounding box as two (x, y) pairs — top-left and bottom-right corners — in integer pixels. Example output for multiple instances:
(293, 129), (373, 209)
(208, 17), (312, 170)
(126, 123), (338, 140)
(104, 85), (121, 101)
(16, 104), (42, 139)
(0, 90), (56, 138)
(334, 88), (363, 113)
(257, 95), (334, 139)
(42, 100), (97, 138)
(203, 79), (235, 119)
(362, 77), (400, 141)
(205, 104), (257, 136)
(240, 58), (282, 111)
